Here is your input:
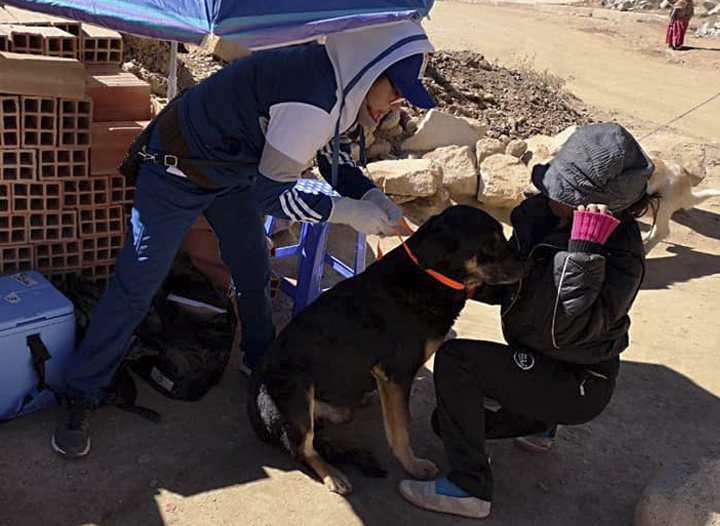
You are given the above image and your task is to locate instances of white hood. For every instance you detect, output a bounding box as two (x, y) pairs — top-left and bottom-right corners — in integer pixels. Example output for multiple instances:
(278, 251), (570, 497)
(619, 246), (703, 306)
(324, 20), (435, 132)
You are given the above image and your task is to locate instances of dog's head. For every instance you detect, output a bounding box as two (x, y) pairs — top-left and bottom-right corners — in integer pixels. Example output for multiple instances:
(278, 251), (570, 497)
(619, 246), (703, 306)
(407, 205), (525, 289)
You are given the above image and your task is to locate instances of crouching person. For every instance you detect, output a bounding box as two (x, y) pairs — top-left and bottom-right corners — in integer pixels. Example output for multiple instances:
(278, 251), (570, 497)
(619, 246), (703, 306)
(399, 123), (655, 519)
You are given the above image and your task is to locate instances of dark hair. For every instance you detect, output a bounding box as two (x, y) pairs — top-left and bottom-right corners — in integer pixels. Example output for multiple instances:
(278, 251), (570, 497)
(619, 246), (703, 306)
(619, 191), (662, 221)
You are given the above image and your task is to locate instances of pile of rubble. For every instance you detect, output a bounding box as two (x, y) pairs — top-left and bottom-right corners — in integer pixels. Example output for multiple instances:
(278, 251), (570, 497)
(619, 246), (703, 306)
(407, 51), (591, 140)
(599, 0), (720, 38)
(121, 35), (231, 96)
(356, 108), (578, 221)
(695, 0), (720, 37)
(601, 0), (664, 11)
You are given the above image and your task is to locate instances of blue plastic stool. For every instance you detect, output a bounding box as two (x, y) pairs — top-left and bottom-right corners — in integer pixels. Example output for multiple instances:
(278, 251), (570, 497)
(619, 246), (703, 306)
(264, 181), (367, 316)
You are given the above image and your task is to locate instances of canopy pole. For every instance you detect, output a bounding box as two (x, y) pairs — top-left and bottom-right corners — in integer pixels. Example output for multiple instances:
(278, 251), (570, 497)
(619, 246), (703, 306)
(167, 41), (178, 100)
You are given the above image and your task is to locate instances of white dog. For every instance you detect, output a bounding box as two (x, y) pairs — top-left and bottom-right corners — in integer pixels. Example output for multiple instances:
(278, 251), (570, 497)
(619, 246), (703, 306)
(643, 158), (720, 254)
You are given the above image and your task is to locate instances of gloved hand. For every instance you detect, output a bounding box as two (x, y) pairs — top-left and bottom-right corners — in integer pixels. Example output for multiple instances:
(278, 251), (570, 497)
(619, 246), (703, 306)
(327, 196), (395, 236)
(361, 188), (403, 223)
(569, 204), (620, 253)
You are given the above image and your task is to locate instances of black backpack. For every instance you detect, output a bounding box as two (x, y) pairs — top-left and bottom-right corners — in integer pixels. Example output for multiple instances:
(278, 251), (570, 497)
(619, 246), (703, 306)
(127, 296), (234, 401)
(125, 254), (235, 401)
(56, 255), (234, 405)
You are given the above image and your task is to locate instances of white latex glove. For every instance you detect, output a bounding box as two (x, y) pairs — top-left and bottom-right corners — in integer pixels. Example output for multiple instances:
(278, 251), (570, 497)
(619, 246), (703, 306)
(361, 188), (403, 223)
(327, 197), (395, 236)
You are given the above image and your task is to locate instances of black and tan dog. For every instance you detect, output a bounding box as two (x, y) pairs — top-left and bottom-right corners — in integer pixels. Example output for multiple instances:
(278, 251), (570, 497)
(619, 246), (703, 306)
(248, 205), (524, 494)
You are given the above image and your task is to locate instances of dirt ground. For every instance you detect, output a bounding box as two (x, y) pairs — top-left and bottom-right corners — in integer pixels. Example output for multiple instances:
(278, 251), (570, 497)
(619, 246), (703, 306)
(2, 2), (720, 525)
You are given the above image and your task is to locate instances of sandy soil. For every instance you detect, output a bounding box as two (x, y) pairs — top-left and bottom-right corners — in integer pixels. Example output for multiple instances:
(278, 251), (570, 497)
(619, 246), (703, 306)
(1, 2), (719, 526)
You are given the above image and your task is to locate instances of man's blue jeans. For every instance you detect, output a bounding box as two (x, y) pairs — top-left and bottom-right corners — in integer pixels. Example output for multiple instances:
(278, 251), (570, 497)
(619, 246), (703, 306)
(64, 161), (275, 404)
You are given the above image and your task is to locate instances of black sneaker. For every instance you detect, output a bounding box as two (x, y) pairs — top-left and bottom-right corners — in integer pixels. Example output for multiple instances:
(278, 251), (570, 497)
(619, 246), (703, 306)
(51, 399), (93, 458)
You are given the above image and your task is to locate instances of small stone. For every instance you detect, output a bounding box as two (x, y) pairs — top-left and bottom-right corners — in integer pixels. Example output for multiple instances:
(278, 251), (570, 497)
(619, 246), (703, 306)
(538, 481), (550, 493)
(505, 139), (528, 158)
(366, 140), (392, 159)
(404, 119), (418, 134)
(379, 110), (401, 131)
(383, 124), (404, 139)
(364, 128), (376, 148)
(150, 479), (159, 488)
(350, 143), (361, 162)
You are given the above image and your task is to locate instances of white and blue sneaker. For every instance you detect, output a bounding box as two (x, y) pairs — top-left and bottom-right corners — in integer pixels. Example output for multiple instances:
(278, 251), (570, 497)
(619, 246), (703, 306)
(399, 477), (491, 519)
(514, 426), (557, 453)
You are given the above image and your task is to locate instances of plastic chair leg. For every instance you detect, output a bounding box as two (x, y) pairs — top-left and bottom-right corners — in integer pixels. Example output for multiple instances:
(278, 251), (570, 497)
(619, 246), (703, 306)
(293, 222), (330, 316)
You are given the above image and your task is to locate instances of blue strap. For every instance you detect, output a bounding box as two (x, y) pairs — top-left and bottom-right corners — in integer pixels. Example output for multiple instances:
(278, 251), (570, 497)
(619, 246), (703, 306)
(359, 126), (367, 167)
(331, 121), (341, 188)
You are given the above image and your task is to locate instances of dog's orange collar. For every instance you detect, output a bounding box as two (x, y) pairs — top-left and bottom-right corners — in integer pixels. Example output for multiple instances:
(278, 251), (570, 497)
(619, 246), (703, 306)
(376, 219), (467, 292)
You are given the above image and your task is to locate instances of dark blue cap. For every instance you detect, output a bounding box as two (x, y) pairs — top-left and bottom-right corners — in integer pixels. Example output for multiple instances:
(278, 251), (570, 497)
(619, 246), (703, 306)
(384, 54), (436, 109)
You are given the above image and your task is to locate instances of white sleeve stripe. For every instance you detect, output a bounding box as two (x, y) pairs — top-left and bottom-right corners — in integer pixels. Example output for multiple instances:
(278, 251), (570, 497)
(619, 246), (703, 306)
(286, 191), (316, 222)
(292, 189), (323, 221)
(341, 151), (355, 166)
(319, 142), (355, 167)
(279, 191), (301, 221)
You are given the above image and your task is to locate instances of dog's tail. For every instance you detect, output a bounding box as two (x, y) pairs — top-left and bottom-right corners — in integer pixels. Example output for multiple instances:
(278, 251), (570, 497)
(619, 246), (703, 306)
(314, 436), (387, 478)
(691, 188), (720, 207)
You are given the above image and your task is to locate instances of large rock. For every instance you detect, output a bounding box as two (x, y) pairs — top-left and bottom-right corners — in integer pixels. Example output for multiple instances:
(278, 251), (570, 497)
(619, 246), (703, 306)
(366, 159), (443, 197)
(423, 145), (478, 197)
(401, 109), (486, 152)
(478, 154), (531, 208)
(635, 459), (720, 526)
(476, 138), (505, 165)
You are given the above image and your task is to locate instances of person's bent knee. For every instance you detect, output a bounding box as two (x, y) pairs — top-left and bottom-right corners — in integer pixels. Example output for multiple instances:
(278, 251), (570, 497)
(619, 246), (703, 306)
(435, 339), (474, 375)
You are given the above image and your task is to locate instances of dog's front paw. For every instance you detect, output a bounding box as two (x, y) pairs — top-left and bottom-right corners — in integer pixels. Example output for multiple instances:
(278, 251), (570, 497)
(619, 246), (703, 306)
(405, 457), (439, 480)
(323, 468), (353, 495)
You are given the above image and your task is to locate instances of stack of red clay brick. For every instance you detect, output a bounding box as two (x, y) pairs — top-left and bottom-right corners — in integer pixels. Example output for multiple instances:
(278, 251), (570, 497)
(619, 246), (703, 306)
(0, 5), (151, 287)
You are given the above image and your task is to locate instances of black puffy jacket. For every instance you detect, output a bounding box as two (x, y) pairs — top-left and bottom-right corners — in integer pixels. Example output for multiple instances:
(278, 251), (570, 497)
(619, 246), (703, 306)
(476, 195), (645, 373)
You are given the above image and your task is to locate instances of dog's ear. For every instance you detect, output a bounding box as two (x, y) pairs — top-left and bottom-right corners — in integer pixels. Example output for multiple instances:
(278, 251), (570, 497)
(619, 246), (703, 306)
(407, 206), (493, 281)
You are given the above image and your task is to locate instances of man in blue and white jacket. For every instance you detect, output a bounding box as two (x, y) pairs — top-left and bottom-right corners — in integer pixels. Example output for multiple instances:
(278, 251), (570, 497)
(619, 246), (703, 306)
(52, 20), (436, 458)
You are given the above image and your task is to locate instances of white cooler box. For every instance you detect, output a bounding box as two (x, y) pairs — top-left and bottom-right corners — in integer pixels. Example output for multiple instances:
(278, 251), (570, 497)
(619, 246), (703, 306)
(0, 271), (75, 421)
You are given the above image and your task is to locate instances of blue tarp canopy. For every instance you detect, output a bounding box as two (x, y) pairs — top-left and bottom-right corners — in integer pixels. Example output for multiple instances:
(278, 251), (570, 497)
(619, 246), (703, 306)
(1, 0), (434, 49)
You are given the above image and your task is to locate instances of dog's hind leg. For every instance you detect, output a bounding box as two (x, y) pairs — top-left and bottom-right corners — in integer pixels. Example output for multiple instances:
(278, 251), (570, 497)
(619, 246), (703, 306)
(372, 365), (439, 480)
(644, 203), (673, 254)
(249, 376), (352, 494)
(301, 389), (354, 495)
(314, 399), (353, 424)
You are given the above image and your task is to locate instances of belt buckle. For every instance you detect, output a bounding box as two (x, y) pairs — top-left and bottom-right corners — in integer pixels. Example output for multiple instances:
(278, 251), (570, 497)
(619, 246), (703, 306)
(163, 154), (179, 168)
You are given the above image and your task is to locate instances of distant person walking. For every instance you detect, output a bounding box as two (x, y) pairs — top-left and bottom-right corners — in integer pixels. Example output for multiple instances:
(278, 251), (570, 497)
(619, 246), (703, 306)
(666, 0), (694, 50)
